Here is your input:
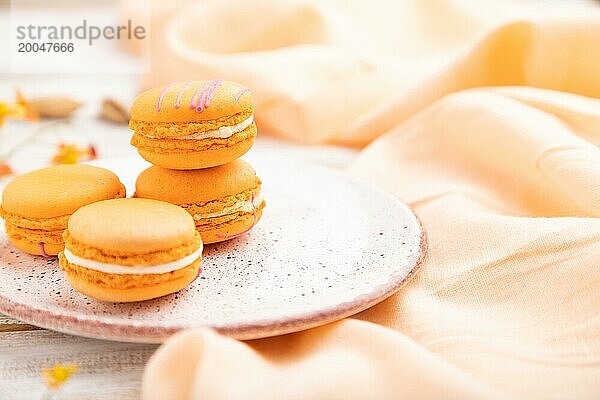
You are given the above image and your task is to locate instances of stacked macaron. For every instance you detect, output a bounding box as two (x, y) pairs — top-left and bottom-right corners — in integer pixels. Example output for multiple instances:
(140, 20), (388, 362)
(130, 79), (256, 170)
(130, 80), (265, 244)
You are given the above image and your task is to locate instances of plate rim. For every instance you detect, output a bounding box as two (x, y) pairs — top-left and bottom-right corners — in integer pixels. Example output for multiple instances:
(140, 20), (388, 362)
(0, 160), (428, 342)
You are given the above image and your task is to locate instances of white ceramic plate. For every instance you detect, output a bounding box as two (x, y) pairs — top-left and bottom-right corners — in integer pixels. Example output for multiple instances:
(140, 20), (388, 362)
(0, 155), (426, 342)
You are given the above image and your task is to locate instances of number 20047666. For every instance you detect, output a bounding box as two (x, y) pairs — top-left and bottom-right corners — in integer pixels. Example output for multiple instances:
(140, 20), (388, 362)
(18, 42), (74, 52)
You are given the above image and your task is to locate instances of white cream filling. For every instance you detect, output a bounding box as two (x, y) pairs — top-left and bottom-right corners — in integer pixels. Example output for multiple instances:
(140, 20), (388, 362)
(63, 246), (202, 275)
(193, 193), (263, 221)
(144, 115), (254, 140)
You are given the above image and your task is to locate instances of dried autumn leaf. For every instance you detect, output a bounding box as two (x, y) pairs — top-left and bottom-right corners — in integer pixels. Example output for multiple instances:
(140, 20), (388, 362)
(0, 102), (25, 127)
(0, 162), (13, 177)
(28, 97), (82, 119)
(100, 98), (129, 124)
(52, 143), (96, 164)
(15, 90), (39, 121)
(42, 363), (78, 390)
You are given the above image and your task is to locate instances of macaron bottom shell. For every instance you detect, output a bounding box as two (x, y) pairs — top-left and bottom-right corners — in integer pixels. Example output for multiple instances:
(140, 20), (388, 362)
(1, 183), (126, 256)
(131, 124), (256, 170)
(8, 230), (64, 256)
(59, 255), (201, 303)
(136, 137), (255, 170)
(198, 202), (265, 244)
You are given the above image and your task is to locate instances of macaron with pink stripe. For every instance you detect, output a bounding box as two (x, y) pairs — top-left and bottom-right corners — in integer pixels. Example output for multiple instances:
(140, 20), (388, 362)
(130, 80), (256, 170)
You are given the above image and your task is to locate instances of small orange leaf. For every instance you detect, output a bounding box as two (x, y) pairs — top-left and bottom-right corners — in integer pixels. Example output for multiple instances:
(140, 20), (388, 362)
(41, 363), (78, 390)
(0, 162), (13, 177)
(0, 102), (25, 128)
(52, 143), (97, 164)
(15, 90), (39, 122)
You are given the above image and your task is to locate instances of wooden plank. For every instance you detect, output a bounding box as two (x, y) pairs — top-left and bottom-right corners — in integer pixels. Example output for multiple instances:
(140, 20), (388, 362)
(0, 314), (27, 325)
(0, 330), (158, 400)
(0, 313), (44, 332)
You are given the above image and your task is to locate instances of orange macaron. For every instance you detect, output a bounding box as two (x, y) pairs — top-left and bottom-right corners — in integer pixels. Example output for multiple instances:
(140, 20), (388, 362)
(129, 80), (256, 170)
(134, 159), (265, 244)
(0, 164), (125, 256)
(58, 198), (202, 302)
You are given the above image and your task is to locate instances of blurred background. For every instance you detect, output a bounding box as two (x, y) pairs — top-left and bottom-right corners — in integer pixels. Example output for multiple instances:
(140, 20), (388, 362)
(0, 0), (598, 176)
(0, 0), (362, 179)
(0, 0), (144, 173)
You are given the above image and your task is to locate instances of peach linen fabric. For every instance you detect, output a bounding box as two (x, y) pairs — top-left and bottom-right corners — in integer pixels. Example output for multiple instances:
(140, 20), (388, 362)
(139, 0), (600, 399)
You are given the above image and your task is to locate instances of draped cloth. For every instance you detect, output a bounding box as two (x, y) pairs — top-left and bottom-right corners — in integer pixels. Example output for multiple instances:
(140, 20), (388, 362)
(135, 0), (600, 398)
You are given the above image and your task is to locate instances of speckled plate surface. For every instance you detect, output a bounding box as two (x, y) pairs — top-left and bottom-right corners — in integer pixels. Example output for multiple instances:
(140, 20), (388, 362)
(0, 155), (426, 343)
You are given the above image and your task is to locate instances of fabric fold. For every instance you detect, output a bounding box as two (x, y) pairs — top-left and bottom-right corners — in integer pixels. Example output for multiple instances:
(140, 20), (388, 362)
(138, 0), (600, 146)
(137, 0), (600, 398)
(143, 322), (503, 400)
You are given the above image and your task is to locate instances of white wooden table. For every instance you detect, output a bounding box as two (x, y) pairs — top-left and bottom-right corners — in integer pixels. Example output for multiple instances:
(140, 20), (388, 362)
(0, 314), (157, 399)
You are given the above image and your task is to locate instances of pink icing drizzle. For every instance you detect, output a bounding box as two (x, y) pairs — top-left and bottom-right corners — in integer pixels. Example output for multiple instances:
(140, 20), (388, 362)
(157, 79), (224, 113)
(189, 81), (211, 110)
(235, 88), (250, 102)
(38, 242), (49, 257)
(195, 84), (211, 112)
(196, 79), (222, 112)
(174, 81), (191, 109)
(216, 194), (259, 240)
(193, 266), (203, 282)
(204, 79), (222, 108)
(156, 82), (175, 112)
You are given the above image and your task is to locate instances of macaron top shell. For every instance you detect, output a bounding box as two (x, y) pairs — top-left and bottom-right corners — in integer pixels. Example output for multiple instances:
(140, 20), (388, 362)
(67, 198), (196, 254)
(135, 159), (261, 205)
(130, 80), (253, 123)
(1, 164), (124, 219)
